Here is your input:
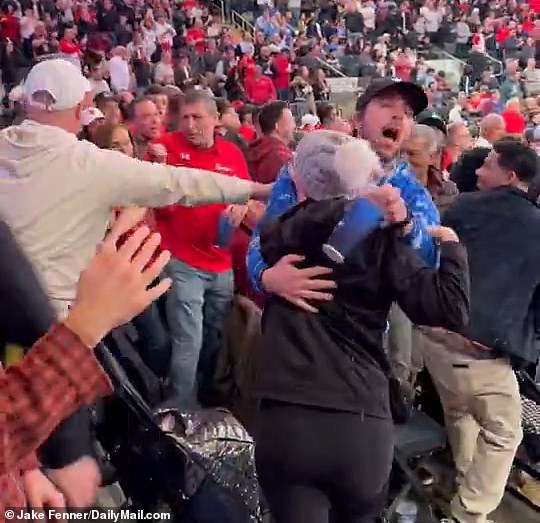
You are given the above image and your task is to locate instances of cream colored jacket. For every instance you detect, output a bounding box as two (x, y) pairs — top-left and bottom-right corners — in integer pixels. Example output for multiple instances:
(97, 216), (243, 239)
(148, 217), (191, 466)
(0, 120), (255, 312)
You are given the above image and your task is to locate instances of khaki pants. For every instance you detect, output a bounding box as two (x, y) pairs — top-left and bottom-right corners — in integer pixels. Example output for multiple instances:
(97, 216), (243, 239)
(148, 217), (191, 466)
(387, 304), (413, 382)
(418, 329), (523, 523)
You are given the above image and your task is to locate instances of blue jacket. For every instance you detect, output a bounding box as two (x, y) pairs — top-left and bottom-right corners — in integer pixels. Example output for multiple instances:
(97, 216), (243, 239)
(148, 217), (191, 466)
(247, 162), (440, 292)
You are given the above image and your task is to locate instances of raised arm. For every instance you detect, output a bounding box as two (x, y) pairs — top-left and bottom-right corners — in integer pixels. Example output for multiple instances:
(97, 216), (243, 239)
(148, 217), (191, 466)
(85, 142), (270, 209)
(1, 227), (171, 475)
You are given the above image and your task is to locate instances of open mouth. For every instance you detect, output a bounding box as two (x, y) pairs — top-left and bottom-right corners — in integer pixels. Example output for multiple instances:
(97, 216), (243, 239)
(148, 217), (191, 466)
(382, 127), (400, 141)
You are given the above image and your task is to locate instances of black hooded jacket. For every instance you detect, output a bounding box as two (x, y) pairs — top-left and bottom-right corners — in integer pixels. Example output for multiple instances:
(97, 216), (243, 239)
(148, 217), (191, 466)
(255, 198), (470, 418)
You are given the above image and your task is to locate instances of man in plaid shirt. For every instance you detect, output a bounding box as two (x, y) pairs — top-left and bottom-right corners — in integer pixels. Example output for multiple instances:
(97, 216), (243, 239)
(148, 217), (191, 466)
(1, 226), (171, 516)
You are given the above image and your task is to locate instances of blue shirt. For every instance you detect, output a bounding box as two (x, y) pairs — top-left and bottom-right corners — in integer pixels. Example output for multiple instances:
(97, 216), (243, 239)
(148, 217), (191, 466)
(247, 162), (440, 293)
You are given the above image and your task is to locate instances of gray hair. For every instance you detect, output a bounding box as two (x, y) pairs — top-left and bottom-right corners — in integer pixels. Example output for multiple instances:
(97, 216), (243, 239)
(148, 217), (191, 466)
(292, 130), (382, 201)
(183, 89), (218, 115)
(409, 124), (444, 154)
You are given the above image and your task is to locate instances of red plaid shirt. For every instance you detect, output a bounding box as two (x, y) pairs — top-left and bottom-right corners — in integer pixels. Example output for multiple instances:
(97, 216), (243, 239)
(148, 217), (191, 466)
(0, 324), (112, 520)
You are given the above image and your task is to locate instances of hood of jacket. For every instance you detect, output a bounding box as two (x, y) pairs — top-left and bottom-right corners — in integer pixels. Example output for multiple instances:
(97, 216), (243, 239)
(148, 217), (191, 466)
(247, 135), (292, 184)
(0, 120), (79, 180)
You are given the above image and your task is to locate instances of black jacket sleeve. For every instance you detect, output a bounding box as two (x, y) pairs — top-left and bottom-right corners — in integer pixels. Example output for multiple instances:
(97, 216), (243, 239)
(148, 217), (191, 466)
(0, 222), (56, 346)
(0, 221), (96, 469)
(384, 238), (470, 333)
(260, 198), (346, 266)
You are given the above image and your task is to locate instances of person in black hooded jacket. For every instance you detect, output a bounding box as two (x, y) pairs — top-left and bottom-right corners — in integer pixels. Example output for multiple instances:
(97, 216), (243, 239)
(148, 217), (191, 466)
(253, 131), (470, 523)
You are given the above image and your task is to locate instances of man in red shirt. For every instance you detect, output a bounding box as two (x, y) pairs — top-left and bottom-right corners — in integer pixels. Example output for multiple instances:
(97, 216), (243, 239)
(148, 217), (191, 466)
(153, 90), (250, 408)
(58, 26), (81, 58)
(247, 101), (294, 184)
(186, 19), (206, 55)
(245, 65), (277, 106)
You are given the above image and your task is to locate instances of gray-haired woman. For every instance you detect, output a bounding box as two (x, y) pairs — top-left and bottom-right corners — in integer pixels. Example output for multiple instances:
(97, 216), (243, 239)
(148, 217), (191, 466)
(253, 131), (470, 523)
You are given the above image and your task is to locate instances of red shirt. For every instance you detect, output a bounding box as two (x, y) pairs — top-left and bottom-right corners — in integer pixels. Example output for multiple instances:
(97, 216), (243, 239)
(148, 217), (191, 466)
(0, 324), (112, 519)
(245, 76), (277, 105)
(153, 133), (251, 272)
(0, 14), (19, 42)
(186, 27), (206, 55)
(59, 38), (81, 56)
(239, 124), (256, 142)
(496, 27), (510, 43)
(501, 109), (526, 134)
(272, 53), (290, 90)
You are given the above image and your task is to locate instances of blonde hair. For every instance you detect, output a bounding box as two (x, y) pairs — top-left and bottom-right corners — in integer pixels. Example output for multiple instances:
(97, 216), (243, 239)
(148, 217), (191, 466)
(506, 97), (520, 110)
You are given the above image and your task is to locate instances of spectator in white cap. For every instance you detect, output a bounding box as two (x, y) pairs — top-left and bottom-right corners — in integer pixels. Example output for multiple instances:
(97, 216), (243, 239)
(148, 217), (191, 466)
(79, 106), (105, 141)
(253, 130), (469, 523)
(0, 57), (269, 314)
(0, 56), (269, 509)
(300, 113), (320, 132)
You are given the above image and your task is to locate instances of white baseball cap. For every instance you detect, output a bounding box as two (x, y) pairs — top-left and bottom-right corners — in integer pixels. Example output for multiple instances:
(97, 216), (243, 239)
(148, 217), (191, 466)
(80, 107), (105, 127)
(301, 113), (320, 128)
(23, 58), (91, 111)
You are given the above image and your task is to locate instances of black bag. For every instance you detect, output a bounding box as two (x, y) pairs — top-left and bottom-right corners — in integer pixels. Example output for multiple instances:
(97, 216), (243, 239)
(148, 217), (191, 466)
(96, 343), (264, 522)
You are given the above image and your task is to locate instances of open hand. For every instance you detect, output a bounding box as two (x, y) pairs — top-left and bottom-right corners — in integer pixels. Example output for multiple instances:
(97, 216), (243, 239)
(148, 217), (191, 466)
(261, 254), (336, 313)
(23, 468), (65, 509)
(65, 227), (171, 347)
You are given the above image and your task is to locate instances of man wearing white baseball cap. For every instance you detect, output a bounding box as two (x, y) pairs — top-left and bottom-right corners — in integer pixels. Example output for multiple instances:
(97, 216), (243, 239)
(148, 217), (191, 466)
(0, 58), (269, 508)
(0, 58), (270, 315)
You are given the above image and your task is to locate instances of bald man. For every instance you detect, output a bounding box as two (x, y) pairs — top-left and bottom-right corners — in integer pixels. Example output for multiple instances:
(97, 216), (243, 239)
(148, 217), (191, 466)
(445, 122), (473, 170)
(475, 114), (505, 148)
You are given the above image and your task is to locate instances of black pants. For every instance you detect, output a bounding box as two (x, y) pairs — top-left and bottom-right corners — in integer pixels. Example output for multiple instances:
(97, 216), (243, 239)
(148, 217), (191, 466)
(255, 401), (394, 523)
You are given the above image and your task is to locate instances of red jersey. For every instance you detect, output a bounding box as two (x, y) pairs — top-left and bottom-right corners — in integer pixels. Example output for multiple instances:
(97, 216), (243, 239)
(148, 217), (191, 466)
(239, 124), (256, 142)
(59, 38), (81, 56)
(0, 14), (20, 42)
(245, 76), (277, 105)
(501, 109), (526, 134)
(272, 53), (291, 90)
(186, 27), (206, 55)
(153, 133), (251, 272)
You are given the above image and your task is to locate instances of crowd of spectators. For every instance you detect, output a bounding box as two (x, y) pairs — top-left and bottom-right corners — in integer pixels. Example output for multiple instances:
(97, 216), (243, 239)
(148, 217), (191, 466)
(1, 0), (540, 521)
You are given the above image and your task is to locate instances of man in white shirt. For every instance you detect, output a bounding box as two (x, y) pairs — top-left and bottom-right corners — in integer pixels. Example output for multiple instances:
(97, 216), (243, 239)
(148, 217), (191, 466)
(108, 46), (131, 93)
(0, 58), (270, 315)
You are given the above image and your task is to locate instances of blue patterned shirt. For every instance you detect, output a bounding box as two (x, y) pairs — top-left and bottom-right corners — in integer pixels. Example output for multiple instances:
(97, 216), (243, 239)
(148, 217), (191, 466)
(246, 161), (440, 293)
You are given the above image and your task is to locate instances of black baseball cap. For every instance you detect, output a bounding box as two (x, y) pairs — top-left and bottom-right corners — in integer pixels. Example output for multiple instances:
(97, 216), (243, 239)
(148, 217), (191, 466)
(416, 109), (447, 135)
(356, 78), (428, 116)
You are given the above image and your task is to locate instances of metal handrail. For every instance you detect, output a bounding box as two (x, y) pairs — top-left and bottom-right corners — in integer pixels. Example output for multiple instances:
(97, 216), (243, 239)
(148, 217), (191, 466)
(231, 9), (255, 35)
(213, 0), (255, 35)
(315, 56), (347, 78)
(432, 47), (468, 67)
(483, 52), (504, 77)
